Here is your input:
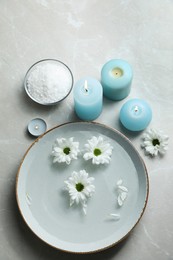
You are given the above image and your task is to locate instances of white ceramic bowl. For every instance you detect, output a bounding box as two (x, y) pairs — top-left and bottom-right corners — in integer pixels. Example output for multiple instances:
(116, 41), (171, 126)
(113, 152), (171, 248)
(16, 122), (149, 253)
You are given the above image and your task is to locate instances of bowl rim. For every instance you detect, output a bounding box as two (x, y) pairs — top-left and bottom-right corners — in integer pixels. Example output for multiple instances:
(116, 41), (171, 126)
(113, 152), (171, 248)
(24, 58), (74, 105)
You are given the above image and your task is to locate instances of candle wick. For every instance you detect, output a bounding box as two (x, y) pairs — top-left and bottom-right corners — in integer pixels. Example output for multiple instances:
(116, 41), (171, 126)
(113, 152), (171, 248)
(134, 106), (138, 112)
(84, 80), (88, 92)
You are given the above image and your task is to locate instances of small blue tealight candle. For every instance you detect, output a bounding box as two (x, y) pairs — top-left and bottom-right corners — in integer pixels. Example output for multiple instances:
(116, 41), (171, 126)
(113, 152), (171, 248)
(27, 118), (47, 137)
(73, 77), (103, 121)
(120, 99), (152, 131)
(101, 59), (133, 100)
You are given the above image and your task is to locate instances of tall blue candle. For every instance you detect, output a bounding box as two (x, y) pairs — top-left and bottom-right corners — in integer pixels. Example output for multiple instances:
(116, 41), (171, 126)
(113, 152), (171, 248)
(101, 59), (133, 100)
(73, 77), (103, 121)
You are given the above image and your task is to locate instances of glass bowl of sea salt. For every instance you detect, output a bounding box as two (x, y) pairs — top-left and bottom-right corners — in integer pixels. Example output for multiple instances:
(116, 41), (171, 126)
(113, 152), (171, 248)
(24, 59), (74, 105)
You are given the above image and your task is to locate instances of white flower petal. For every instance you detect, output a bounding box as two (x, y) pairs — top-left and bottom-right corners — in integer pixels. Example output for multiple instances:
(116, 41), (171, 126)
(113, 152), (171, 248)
(120, 192), (127, 201)
(26, 193), (32, 206)
(108, 213), (120, 221)
(116, 180), (128, 207)
(117, 195), (123, 206)
(118, 185), (128, 192)
(82, 203), (87, 215)
(70, 199), (74, 207)
(117, 179), (123, 186)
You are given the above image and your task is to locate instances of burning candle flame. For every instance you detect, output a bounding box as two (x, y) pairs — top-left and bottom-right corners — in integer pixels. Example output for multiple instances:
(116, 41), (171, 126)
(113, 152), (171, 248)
(134, 106), (138, 112)
(84, 80), (88, 92)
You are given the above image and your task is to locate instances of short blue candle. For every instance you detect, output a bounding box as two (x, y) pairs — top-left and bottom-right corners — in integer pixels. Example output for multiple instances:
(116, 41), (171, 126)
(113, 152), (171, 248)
(101, 59), (133, 100)
(120, 99), (152, 131)
(74, 77), (103, 121)
(27, 118), (47, 136)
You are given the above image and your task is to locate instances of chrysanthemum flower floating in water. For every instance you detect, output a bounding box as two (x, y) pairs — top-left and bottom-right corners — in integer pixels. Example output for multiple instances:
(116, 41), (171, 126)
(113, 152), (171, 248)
(52, 137), (80, 165)
(64, 170), (95, 215)
(83, 136), (113, 165)
(141, 129), (169, 156)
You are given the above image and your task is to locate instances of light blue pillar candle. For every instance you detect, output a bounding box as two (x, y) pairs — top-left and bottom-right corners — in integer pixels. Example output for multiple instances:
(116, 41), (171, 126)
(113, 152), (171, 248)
(101, 59), (133, 100)
(120, 99), (152, 131)
(74, 77), (103, 121)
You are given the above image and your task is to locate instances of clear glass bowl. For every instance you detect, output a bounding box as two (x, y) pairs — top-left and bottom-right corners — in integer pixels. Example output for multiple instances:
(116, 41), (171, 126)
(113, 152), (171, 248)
(24, 59), (74, 105)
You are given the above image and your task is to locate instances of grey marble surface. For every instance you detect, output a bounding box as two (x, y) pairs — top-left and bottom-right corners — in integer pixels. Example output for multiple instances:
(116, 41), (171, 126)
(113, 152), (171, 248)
(0, 0), (173, 259)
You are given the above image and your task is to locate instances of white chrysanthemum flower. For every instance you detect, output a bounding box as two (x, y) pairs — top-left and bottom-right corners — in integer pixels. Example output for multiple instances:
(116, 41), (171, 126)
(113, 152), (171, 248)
(64, 170), (95, 214)
(52, 137), (80, 165)
(116, 179), (128, 207)
(83, 136), (113, 165)
(141, 129), (169, 156)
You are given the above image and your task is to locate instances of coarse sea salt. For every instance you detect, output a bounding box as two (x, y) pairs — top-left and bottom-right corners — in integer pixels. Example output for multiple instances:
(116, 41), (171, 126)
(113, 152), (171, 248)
(26, 61), (73, 104)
